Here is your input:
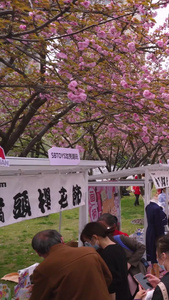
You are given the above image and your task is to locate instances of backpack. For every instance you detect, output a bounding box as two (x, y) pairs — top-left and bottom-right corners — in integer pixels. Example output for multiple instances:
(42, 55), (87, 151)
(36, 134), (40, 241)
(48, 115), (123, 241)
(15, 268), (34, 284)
(113, 235), (132, 251)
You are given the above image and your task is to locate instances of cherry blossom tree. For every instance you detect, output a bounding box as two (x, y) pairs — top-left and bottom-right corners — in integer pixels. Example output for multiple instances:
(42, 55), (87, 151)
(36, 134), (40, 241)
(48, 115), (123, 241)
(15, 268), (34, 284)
(0, 0), (169, 169)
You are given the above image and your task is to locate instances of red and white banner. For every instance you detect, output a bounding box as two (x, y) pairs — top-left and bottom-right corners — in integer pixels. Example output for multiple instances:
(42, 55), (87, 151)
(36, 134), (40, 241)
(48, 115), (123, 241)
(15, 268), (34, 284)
(0, 173), (86, 227)
(0, 146), (9, 167)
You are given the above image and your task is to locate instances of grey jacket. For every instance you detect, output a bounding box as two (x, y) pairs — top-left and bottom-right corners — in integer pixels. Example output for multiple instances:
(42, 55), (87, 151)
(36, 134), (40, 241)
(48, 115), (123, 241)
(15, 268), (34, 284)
(113, 234), (146, 276)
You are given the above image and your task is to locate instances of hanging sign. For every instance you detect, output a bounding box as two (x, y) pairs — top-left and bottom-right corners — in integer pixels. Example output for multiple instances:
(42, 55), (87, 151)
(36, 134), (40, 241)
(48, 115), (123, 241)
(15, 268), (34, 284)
(0, 172), (86, 227)
(88, 185), (120, 223)
(0, 146), (9, 167)
(48, 147), (80, 165)
(150, 171), (169, 189)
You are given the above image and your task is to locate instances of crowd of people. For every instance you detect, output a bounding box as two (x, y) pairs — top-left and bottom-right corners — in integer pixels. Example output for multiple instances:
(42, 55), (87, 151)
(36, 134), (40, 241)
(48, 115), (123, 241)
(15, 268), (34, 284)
(27, 209), (169, 300)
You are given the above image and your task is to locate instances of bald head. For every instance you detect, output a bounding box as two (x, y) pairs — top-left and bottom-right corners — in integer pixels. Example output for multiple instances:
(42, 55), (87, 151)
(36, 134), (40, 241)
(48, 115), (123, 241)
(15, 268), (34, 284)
(32, 229), (62, 256)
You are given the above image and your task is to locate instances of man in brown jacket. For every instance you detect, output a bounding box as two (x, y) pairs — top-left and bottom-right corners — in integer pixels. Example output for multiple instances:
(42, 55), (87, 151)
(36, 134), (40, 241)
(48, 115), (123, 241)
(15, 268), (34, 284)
(30, 229), (112, 300)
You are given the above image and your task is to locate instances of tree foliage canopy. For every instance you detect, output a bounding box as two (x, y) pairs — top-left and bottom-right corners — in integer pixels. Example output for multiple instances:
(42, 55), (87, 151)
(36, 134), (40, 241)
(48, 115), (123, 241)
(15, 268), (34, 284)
(0, 0), (169, 169)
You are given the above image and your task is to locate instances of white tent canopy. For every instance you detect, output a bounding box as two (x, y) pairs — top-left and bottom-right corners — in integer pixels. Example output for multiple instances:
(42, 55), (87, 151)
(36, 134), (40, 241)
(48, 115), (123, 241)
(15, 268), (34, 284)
(89, 163), (169, 241)
(89, 163), (169, 202)
(0, 156), (106, 176)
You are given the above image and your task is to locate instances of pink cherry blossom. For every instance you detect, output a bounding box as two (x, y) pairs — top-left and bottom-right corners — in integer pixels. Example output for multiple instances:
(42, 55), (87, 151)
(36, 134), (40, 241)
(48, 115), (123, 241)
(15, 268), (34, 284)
(78, 39), (90, 51)
(75, 107), (81, 112)
(156, 40), (164, 48)
(127, 42), (136, 53)
(108, 123), (113, 128)
(75, 145), (84, 152)
(108, 127), (115, 134)
(65, 127), (72, 134)
(137, 5), (145, 14)
(160, 87), (165, 93)
(81, 1), (90, 8)
(142, 136), (150, 143)
(64, 0), (72, 3)
(67, 91), (87, 103)
(56, 52), (67, 59)
(111, 83), (117, 88)
(97, 31), (107, 39)
(67, 29), (73, 34)
(153, 136), (159, 143)
(162, 93), (169, 100)
(97, 100), (103, 105)
(143, 90), (155, 99)
(142, 126), (148, 133)
(87, 62), (96, 68)
(78, 92), (87, 102)
(79, 57), (83, 63)
(68, 80), (78, 91)
(67, 91), (76, 101)
(101, 50), (108, 56)
(19, 24), (27, 30)
(109, 26), (116, 34)
(87, 86), (93, 91)
(133, 113), (140, 122)
(120, 80), (128, 88)
(96, 45), (102, 53)
(58, 122), (64, 128)
(28, 11), (35, 17)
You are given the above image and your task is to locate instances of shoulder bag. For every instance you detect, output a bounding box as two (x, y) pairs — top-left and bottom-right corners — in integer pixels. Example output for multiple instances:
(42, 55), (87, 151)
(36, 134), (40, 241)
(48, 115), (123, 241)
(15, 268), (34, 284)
(158, 282), (168, 300)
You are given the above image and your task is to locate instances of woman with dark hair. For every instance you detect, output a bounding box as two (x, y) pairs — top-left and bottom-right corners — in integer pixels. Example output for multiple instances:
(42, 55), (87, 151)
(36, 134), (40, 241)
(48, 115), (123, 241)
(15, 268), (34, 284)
(98, 213), (146, 277)
(134, 233), (169, 300)
(80, 222), (132, 300)
(98, 213), (129, 236)
(147, 233), (169, 299)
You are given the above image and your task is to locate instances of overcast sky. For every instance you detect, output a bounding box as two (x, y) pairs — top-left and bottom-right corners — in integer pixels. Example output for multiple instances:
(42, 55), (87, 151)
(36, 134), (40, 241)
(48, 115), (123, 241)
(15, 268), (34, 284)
(154, 5), (169, 68)
(155, 5), (169, 27)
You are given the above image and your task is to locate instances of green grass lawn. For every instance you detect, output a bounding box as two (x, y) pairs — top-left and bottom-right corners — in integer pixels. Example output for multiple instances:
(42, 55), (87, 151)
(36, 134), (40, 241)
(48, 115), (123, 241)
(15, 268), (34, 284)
(0, 192), (144, 295)
(121, 193), (144, 235)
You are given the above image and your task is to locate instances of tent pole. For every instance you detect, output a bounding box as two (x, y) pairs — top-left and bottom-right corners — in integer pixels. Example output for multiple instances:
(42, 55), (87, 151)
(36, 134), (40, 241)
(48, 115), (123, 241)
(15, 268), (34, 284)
(144, 169), (151, 244)
(79, 170), (89, 246)
(59, 211), (62, 233)
(166, 188), (168, 216)
(165, 188), (168, 233)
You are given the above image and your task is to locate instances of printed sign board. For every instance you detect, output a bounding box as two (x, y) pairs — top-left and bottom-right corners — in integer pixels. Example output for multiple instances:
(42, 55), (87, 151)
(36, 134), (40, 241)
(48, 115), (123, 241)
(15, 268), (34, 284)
(88, 185), (120, 223)
(48, 147), (80, 165)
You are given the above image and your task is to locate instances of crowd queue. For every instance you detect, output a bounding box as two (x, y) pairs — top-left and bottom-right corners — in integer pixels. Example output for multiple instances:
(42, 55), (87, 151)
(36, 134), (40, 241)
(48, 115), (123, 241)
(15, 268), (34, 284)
(27, 210), (169, 300)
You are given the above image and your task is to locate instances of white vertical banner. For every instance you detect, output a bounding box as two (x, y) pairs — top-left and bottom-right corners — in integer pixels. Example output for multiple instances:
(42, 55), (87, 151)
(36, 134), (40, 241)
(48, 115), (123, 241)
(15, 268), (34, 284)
(150, 171), (169, 189)
(0, 173), (86, 227)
